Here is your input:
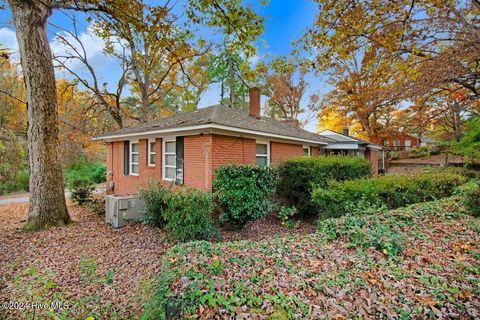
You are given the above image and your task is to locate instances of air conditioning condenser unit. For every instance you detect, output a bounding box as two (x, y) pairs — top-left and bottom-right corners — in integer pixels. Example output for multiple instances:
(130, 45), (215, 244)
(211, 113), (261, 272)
(105, 195), (145, 228)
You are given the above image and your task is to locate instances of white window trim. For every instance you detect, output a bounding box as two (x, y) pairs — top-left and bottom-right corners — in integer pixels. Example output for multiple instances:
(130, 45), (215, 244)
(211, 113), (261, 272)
(162, 138), (176, 181)
(147, 138), (156, 167)
(255, 140), (270, 166)
(303, 145), (311, 156)
(129, 140), (139, 176)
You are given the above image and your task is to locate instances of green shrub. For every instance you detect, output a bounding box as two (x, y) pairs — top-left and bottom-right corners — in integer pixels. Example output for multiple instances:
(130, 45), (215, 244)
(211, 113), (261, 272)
(139, 183), (170, 227)
(163, 188), (219, 242)
(276, 156), (371, 217)
(69, 176), (95, 205)
(64, 158), (106, 186)
(213, 165), (279, 227)
(464, 185), (480, 217)
(272, 204), (297, 229)
(409, 147), (431, 158)
(312, 172), (466, 219)
(0, 168), (29, 194)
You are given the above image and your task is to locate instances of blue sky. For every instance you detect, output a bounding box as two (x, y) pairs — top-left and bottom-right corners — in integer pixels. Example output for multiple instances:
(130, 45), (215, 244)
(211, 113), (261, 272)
(0, 1), (327, 131)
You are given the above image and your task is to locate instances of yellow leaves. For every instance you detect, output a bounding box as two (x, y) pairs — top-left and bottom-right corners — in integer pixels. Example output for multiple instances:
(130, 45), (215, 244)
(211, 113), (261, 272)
(362, 271), (379, 286)
(261, 268), (272, 276)
(416, 295), (438, 308)
(452, 241), (473, 252)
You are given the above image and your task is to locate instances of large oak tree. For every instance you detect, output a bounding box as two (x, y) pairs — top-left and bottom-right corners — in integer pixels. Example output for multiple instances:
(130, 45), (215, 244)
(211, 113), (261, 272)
(7, 0), (263, 230)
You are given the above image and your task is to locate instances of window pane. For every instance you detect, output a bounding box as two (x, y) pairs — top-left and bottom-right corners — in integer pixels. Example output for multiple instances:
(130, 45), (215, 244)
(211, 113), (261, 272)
(256, 143), (267, 155)
(149, 154), (156, 165)
(165, 154), (176, 166)
(131, 143), (139, 152)
(131, 153), (139, 164)
(165, 167), (176, 179)
(131, 164), (139, 174)
(256, 156), (268, 166)
(165, 141), (175, 153)
(303, 148), (309, 156)
(150, 142), (156, 152)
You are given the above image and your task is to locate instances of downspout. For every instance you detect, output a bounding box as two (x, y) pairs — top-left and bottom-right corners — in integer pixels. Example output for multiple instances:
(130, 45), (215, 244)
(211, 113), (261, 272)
(109, 142), (114, 193)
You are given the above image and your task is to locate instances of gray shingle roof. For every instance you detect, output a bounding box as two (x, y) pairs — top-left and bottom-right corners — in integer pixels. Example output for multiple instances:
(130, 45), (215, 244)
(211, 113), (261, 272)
(95, 105), (331, 144)
(319, 130), (382, 148)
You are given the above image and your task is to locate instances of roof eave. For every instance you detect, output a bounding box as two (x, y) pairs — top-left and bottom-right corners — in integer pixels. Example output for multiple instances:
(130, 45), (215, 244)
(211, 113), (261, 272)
(93, 123), (328, 146)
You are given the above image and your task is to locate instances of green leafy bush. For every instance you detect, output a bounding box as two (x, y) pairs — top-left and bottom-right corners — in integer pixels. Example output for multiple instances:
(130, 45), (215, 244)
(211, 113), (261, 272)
(272, 204), (297, 229)
(68, 176), (95, 205)
(464, 185), (480, 217)
(276, 156), (371, 217)
(139, 183), (170, 227)
(64, 158), (106, 186)
(409, 147), (431, 158)
(312, 172), (466, 219)
(213, 165), (279, 227)
(163, 188), (219, 242)
(140, 184), (219, 241)
(0, 168), (29, 194)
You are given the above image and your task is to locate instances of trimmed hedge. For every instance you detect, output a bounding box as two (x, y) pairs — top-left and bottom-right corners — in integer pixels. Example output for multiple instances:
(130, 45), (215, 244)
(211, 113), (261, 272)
(163, 188), (219, 242)
(213, 165), (279, 227)
(312, 172), (466, 219)
(140, 184), (219, 241)
(276, 156), (371, 217)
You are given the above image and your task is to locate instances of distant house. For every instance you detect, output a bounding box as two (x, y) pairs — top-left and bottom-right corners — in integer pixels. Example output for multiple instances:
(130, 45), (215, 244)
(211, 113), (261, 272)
(94, 88), (383, 195)
(382, 132), (420, 151)
(318, 129), (385, 173)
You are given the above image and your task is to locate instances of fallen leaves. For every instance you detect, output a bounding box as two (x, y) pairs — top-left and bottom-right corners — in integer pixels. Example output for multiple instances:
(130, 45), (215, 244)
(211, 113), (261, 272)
(153, 197), (480, 319)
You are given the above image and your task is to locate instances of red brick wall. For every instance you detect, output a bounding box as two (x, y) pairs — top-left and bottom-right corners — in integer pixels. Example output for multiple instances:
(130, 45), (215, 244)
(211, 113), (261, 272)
(384, 133), (419, 148)
(270, 141), (303, 164)
(108, 138), (164, 195)
(108, 133), (317, 194)
(184, 134), (213, 191)
(311, 146), (320, 156)
(212, 134), (256, 167)
(366, 149), (379, 176)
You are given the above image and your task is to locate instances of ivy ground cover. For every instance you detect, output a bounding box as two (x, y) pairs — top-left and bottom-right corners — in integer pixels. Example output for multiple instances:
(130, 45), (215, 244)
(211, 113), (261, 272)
(145, 197), (480, 319)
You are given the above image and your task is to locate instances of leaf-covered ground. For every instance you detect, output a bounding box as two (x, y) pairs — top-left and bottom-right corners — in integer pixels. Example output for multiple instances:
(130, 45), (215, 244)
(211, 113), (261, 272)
(0, 199), (313, 319)
(0, 201), (169, 320)
(1, 197), (479, 319)
(144, 197), (480, 319)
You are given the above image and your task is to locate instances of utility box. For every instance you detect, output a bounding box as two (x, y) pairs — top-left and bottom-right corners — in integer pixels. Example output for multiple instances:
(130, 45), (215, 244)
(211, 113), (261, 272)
(105, 195), (146, 228)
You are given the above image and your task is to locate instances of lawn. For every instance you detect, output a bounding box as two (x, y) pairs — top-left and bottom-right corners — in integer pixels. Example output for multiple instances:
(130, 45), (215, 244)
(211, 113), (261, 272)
(0, 196), (479, 319)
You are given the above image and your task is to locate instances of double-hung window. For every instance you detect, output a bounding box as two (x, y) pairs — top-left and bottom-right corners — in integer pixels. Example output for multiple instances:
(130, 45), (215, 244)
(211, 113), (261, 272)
(162, 139), (176, 181)
(303, 145), (310, 156)
(255, 141), (270, 166)
(130, 140), (139, 175)
(148, 139), (156, 166)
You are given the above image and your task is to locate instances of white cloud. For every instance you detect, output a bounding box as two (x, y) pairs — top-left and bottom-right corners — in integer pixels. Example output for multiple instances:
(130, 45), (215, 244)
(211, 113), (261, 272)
(0, 27), (20, 60)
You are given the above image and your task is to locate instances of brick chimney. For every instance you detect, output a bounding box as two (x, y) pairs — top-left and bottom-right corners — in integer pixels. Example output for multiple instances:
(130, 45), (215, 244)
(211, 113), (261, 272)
(343, 127), (349, 136)
(281, 119), (300, 128)
(249, 87), (261, 119)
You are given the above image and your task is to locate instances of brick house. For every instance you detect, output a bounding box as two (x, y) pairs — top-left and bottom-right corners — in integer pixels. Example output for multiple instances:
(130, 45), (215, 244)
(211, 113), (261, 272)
(94, 88), (332, 194)
(382, 132), (420, 151)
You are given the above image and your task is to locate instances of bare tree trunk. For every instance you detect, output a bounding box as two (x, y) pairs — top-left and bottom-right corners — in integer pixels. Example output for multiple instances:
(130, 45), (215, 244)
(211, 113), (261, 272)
(9, 0), (70, 230)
